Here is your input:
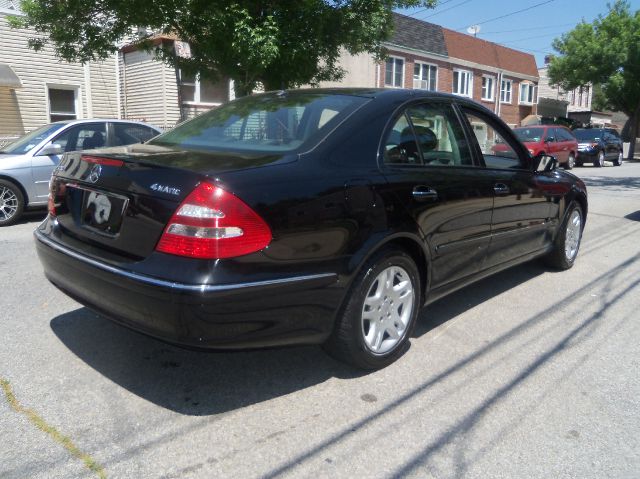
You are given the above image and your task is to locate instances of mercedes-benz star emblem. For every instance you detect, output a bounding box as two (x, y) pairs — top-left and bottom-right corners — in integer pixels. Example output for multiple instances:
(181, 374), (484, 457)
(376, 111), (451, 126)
(88, 164), (102, 184)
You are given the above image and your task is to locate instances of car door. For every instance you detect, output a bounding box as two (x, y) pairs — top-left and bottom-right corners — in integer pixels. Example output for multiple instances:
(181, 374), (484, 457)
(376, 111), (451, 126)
(31, 122), (107, 200)
(549, 127), (568, 163)
(460, 106), (553, 268)
(379, 101), (495, 288)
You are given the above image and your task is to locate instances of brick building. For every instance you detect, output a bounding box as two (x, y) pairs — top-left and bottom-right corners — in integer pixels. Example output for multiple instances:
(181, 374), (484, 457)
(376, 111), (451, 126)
(375, 14), (539, 127)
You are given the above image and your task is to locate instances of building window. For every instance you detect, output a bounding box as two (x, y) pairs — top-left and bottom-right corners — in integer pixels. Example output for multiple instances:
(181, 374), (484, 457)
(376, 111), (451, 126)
(179, 70), (226, 105)
(385, 57), (405, 88)
(413, 62), (437, 91)
(500, 78), (512, 103)
(453, 69), (472, 97)
(481, 75), (495, 101)
(48, 87), (78, 122)
(519, 82), (536, 105)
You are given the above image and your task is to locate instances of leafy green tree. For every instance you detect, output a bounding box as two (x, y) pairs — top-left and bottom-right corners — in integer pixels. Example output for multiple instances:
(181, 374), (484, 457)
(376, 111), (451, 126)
(548, 0), (640, 159)
(10, 1), (434, 97)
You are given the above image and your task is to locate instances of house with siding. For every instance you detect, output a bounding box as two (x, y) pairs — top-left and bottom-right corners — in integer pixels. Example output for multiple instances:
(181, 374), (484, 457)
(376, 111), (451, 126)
(118, 35), (232, 129)
(0, 1), (119, 145)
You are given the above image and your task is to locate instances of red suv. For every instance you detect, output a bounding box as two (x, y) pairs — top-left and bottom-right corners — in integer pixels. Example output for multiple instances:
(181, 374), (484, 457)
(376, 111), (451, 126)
(512, 125), (579, 169)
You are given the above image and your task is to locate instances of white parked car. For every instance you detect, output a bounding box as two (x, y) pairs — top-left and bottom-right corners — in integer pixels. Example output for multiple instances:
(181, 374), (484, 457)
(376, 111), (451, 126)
(0, 119), (161, 225)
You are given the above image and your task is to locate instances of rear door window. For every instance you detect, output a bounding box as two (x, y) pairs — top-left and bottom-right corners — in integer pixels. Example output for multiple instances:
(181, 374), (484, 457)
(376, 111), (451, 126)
(383, 103), (473, 167)
(51, 123), (107, 152)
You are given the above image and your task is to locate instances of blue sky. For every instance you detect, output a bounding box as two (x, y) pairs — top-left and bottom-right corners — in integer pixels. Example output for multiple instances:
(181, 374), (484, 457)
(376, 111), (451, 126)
(397, 0), (640, 67)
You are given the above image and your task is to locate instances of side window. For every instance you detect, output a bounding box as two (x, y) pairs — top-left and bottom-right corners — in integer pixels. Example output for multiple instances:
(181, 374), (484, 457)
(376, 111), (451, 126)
(383, 104), (473, 166)
(546, 128), (557, 142)
(558, 128), (574, 142)
(406, 104), (473, 166)
(52, 123), (106, 153)
(383, 114), (420, 165)
(112, 123), (158, 146)
(463, 111), (524, 169)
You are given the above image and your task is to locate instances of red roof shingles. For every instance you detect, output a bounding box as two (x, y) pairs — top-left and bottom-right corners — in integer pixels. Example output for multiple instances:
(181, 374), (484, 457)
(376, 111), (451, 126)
(442, 28), (538, 77)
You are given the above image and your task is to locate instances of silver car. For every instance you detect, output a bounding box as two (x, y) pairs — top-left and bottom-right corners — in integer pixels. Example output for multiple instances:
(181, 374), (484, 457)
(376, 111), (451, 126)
(0, 119), (161, 225)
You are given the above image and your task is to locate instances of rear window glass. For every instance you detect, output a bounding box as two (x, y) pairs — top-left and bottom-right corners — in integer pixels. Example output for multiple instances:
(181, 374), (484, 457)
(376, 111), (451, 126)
(150, 92), (368, 153)
(574, 129), (601, 141)
(514, 127), (544, 142)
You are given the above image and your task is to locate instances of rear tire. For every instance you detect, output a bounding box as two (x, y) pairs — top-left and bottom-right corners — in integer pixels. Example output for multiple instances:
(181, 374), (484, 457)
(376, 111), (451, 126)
(544, 202), (583, 271)
(324, 248), (421, 370)
(0, 180), (24, 226)
(614, 151), (623, 166)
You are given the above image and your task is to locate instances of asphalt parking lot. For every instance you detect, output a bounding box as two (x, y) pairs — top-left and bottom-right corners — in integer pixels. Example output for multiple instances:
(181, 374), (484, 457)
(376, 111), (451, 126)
(2, 161), (639, 479)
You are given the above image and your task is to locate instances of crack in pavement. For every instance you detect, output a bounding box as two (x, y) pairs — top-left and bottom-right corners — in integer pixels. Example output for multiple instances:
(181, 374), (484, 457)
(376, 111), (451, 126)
(0, 378), (106, 479)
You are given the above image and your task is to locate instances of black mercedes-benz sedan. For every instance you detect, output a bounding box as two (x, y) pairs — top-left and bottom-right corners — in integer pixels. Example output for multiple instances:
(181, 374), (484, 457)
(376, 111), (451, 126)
(35, 89), (587, 369)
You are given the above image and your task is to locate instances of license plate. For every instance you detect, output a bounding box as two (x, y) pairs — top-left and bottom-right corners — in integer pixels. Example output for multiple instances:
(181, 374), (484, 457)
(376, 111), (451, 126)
(80, 189), (128, 236)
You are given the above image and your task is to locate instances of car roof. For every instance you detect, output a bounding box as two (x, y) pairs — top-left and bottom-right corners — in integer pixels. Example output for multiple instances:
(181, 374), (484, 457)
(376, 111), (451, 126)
(51, 118), (161, 130)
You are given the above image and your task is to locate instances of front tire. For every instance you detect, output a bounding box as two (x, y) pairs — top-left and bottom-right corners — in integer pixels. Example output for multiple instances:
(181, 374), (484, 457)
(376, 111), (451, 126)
(544, 202), (584, 270)
(614, 151), (623, 166)
(0, 180), (24, 226)
(324, 248), (421, 370)
(594, 150), (605, 168)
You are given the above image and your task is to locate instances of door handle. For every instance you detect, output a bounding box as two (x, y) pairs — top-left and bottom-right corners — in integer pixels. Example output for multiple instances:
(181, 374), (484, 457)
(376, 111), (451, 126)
(412, 186), (438, 201)
(494, 183), (510, 195)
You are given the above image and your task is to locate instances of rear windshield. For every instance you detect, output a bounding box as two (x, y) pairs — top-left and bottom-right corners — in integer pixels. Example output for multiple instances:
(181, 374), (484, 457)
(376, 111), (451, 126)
(514, 127), (544, 142)
(150, 92), (369, 153)
(574, 129), (601, 141)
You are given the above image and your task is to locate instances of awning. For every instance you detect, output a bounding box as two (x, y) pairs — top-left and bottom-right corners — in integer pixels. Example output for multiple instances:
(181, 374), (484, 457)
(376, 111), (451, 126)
(0, 64), (22, 88)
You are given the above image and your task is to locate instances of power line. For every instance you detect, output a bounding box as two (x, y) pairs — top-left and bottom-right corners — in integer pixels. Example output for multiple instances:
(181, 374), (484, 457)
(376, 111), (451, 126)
(407, 0), (458, 18)
(419, 0), (474, 20)
(456, 0), (555, 31)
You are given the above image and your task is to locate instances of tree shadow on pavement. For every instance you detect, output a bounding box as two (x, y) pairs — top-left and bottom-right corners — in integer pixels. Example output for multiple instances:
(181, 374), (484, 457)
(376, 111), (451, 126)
(580, 175), (640, 189)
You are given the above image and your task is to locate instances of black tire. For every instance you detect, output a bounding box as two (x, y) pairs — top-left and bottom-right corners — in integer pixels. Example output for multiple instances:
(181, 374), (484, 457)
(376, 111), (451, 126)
(613, 150), (623, 166)
(0, 179), (24, 226)
(324, 248), (421, 370)
(594, 150), (605, 168)
(544, 202), (584, 271)
(564, 153), (575, 170)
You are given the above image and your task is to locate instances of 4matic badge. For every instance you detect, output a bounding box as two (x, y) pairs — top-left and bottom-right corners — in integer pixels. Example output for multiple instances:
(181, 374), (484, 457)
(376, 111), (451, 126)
(150, 183), (181, 196)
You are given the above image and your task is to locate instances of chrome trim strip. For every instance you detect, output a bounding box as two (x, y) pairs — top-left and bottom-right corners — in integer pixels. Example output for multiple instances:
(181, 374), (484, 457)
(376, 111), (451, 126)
(35, 230), (337, 293)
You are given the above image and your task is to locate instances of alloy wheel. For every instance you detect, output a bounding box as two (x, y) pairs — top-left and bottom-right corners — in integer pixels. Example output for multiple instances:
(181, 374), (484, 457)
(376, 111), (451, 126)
(0, 185), (19, 223)
(361, 265), (414, 354)
(564, 209), (582, 261)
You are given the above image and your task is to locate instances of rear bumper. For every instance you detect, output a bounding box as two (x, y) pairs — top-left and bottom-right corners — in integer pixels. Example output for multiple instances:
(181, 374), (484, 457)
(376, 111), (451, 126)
(35, 229), (340, 349)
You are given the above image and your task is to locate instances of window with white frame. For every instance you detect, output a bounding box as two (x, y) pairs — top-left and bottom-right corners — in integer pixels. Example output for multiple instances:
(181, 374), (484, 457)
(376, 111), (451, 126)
(452, 69), (472, 97)
(385, 57), (404, 88)
(519, 82), (536, 105)
(179, 70), (226, 105)
(48, 87), (79, 122)
(413, 62), (437, 91)
(500, 78), (512, 103)
(481, 75), (495, 101)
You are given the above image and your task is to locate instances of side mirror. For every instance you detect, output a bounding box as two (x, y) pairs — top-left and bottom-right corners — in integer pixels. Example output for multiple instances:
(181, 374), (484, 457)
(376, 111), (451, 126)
(38, 143), (63, 156)
(533, 153), (558, 172)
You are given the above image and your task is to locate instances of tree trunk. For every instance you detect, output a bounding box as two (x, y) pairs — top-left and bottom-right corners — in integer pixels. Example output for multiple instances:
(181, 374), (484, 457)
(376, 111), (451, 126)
(627, 104), (640, 161)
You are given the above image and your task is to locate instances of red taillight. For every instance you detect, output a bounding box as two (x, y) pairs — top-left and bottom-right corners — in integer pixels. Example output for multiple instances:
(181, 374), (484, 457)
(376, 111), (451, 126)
(156, 182), (272, 259)
(47, 193), (56, 217)
(81, 155), (124, 167)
